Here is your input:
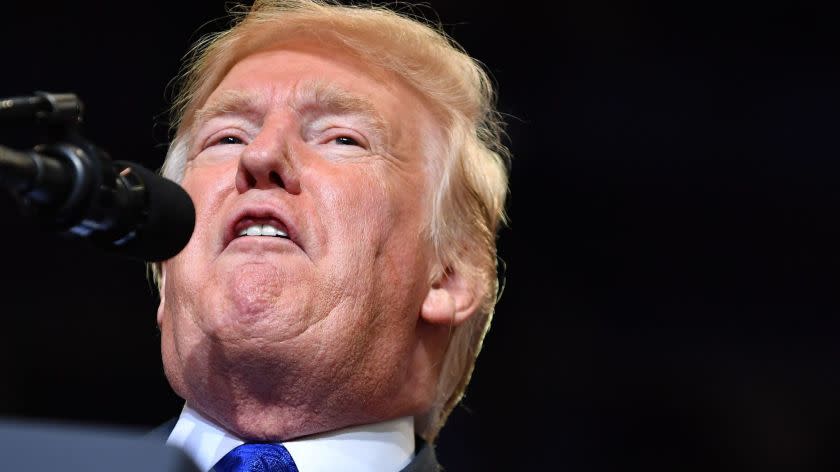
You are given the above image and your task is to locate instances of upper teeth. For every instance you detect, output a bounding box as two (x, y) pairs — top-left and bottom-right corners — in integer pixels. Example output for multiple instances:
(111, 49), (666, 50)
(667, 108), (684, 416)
(238, 224), (288, 238)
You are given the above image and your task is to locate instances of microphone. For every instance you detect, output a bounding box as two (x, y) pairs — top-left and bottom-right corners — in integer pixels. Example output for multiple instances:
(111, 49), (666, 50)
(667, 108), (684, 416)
(0, 143), (195, 261)
(0, 92), (83, 124)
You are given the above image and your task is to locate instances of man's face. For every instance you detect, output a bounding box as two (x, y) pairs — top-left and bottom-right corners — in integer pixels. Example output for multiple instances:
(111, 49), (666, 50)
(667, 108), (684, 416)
(158, 42), (446, 439)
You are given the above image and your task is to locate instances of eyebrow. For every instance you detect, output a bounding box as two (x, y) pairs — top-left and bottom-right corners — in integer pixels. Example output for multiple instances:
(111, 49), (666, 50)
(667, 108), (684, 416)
(296, 80), (387, 135)
(192, 89), (266, 130)
(191, 79), (387, 137)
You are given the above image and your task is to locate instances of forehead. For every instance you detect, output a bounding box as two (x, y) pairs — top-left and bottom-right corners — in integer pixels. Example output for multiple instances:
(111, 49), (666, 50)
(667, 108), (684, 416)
(199, 43), (432, 131)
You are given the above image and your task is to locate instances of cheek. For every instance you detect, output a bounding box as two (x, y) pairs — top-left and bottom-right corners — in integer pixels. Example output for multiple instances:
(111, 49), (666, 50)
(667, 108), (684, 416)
(321, 170), (393, 242)
(325, 168), (427, 279)
(162, 167), (234, 303)
(182, 161), (237, 207)
(180, 166), (236, 241)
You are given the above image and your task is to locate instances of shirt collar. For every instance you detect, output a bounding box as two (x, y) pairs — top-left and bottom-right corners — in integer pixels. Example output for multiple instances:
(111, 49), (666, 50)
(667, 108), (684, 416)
(166, 404), (415, 472)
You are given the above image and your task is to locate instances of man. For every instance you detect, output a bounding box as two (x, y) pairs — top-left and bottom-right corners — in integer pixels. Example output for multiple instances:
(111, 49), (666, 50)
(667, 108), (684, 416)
(152, 1), (510, 470)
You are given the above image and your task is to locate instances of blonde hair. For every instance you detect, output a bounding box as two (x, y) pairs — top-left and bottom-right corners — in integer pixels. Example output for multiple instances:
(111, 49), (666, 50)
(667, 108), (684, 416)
(154, 0), (509, 441)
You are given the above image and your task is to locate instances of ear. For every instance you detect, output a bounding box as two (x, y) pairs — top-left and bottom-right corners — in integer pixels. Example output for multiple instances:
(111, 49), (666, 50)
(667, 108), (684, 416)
(156, 264), (167, 327)
(420, 267), (482, 326)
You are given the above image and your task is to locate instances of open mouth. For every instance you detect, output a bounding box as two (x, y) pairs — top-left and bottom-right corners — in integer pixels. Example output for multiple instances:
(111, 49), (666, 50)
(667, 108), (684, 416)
(225, 208), (296, 249)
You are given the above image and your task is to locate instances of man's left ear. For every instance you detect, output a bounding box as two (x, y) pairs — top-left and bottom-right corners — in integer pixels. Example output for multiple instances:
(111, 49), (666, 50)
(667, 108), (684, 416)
(156, 265), (167, 327)
(420, 267), (482, 326)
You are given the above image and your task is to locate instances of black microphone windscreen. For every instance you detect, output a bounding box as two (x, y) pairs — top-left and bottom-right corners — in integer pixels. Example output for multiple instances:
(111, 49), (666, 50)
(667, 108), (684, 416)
(110, 163), (195, 262)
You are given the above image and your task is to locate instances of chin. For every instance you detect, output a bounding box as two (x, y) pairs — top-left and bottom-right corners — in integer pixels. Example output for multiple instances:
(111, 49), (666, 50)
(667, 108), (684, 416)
(203, 399), (337, 442)
(222, 266), (285, 318)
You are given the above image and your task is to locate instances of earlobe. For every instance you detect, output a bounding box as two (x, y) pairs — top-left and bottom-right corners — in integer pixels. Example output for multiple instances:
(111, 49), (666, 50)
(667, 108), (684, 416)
(420, 268), (481, 326)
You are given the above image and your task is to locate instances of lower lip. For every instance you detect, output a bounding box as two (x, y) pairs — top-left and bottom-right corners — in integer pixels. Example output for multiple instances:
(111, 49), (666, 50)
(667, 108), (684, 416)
(225, 236), (296, 252)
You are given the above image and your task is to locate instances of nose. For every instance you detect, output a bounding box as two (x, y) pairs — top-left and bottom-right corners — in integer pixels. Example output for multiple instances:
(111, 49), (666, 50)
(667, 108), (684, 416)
(234, 125), (301, 194)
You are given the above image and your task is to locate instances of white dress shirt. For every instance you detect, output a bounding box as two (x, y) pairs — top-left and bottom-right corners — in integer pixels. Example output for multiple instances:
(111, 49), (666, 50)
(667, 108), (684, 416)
(166, 404), (415, 472)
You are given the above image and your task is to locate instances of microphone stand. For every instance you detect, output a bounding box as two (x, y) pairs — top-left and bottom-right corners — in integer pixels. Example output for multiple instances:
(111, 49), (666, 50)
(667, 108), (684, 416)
(0, 92), (164, 255)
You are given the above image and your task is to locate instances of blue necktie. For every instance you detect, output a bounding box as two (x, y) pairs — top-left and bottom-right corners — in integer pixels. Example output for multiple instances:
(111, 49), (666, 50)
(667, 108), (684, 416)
(213, 443), (300, 472)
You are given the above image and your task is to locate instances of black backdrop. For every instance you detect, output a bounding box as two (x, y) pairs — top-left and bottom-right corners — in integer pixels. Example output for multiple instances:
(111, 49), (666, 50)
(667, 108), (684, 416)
(1, 1), (839, 470)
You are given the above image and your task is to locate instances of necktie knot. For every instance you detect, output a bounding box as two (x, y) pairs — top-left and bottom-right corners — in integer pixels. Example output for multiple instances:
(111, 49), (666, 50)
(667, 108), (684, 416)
(213, 442), (299, 472)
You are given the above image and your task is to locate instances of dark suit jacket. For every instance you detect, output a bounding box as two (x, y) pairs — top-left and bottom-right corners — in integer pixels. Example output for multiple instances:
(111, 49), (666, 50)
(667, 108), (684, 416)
(151, 417), (442, 472)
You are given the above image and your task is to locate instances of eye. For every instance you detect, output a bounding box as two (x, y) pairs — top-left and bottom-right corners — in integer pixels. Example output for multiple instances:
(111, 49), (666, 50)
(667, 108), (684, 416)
(335, 136), (359, 146)
(217, 136), (244, 145)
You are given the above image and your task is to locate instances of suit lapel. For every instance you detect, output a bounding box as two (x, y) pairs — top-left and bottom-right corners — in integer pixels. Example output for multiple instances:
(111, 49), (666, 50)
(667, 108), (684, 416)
(148, 416), (179, 441)
(399, 437), (441, 472)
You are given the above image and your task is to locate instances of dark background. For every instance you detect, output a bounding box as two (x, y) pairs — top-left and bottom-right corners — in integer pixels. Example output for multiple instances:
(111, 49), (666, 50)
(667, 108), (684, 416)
(1, 1), (839, 470)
